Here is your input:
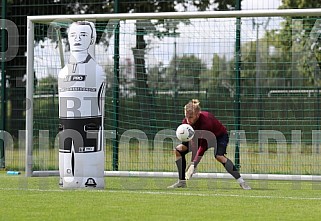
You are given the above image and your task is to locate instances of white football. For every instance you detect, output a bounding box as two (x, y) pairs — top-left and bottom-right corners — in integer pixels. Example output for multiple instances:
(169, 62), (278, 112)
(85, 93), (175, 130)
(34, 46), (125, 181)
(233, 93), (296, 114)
(176, 124), (195, 142)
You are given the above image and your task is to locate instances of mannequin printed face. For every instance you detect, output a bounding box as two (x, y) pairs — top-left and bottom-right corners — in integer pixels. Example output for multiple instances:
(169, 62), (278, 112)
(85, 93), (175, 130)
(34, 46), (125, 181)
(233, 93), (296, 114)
(68, 23), (93, 52)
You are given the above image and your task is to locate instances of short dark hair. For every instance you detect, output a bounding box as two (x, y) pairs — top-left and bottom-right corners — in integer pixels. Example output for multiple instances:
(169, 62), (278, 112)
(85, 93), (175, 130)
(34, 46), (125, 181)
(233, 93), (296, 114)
(72, 21), (94, 39)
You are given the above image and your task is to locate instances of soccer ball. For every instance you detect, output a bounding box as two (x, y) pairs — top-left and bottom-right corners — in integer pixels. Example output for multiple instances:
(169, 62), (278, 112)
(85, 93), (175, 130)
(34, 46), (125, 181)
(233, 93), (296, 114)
(176, 124), (195, 142)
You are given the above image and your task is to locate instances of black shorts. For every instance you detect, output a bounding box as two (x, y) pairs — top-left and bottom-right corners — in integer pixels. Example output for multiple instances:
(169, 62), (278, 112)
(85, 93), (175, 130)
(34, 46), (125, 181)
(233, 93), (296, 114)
(215, 133), (229, 156)
(181, 133), (229, 157)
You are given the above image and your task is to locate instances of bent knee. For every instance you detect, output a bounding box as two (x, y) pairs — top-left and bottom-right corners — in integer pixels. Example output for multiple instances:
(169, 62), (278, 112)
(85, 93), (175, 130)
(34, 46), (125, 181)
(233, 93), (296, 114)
(174, 150), (181, 158)
(215, 155), (226, 163)
(174, 144), (188, 157)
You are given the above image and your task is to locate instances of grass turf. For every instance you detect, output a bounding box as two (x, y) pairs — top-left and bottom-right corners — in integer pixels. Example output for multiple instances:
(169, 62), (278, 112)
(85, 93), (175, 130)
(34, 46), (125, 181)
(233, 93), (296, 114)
(0, 173), (321, 221)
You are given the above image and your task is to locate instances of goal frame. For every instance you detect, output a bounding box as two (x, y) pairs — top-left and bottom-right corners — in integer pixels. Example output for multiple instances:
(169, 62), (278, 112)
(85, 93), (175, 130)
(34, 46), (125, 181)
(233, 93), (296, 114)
(26, 8), (321, 180)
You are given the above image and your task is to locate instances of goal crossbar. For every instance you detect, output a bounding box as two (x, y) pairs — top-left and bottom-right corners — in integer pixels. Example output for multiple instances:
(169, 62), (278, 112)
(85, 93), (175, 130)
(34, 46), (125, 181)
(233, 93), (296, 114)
(27, 8), (321, 22)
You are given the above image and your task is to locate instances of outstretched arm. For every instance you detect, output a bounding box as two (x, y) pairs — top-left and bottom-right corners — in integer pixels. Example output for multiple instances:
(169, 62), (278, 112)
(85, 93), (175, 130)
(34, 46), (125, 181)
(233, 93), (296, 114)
(192, 146), (207, 167)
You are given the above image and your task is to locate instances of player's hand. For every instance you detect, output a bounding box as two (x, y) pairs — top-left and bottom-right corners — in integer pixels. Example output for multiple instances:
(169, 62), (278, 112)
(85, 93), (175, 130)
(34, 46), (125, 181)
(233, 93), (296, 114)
(185, 162), (196, 180)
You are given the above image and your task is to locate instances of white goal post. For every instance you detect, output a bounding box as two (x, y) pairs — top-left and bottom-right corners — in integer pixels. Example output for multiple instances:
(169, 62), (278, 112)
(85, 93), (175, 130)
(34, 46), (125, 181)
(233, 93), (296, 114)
(26, 8), (321, 181)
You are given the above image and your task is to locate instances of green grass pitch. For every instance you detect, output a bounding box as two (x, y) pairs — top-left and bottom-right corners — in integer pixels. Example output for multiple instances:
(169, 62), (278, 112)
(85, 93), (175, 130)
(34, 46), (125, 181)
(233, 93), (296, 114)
(1, 173), (321, 221)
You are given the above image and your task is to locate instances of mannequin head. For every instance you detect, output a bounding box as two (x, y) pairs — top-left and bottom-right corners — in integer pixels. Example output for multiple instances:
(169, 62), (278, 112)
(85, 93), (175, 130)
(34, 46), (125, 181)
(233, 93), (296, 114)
(68, 21), (95, 53)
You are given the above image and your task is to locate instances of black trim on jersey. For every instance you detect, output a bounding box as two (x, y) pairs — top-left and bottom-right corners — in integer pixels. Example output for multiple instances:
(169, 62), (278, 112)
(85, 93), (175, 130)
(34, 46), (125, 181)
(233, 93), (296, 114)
(97, 82), (105, 112)
(70, 55), (93, 73)
(71, 147), (75, 176)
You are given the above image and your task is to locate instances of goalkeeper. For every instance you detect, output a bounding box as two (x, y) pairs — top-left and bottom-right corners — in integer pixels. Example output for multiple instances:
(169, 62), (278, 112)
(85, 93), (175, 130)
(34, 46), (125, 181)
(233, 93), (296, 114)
(168, 99), (251, 190)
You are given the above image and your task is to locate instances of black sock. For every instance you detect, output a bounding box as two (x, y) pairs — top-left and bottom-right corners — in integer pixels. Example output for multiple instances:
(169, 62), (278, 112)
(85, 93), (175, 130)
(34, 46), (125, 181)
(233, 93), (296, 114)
(222, 158), (241, 179)
(176, 157), (186, 180)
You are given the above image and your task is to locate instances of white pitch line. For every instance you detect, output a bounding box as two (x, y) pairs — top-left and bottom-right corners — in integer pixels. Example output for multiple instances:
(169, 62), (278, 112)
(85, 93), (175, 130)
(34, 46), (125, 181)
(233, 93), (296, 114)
(1, 187), (321, 201)
(108, 190), (321, 201)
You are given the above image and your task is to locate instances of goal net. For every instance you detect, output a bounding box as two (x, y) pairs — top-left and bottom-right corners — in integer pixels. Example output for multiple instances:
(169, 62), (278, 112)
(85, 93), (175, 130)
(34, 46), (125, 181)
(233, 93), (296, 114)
(22, 9), (321, 180)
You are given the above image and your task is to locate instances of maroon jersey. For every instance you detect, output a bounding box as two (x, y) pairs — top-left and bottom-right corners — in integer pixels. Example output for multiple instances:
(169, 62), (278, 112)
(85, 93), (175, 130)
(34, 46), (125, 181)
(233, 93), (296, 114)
(182, 111), (227, 149)
(182, 111), (227, 137)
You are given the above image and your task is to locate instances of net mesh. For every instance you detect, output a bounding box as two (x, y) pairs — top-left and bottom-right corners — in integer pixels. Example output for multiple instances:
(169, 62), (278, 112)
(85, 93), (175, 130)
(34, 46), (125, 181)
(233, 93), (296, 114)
(6, 9), (321, 176)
